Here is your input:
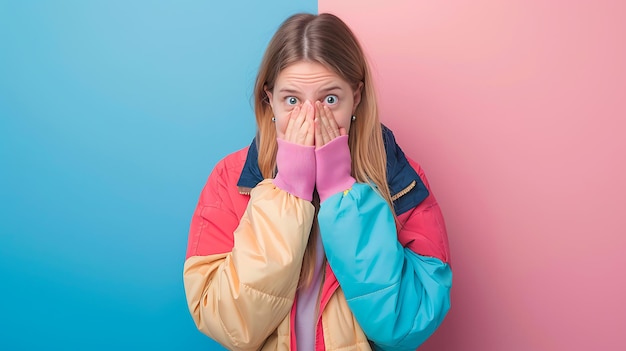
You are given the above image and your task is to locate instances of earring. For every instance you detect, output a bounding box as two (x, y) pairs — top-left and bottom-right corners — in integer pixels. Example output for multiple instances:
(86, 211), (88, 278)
(351, 115), (356, 121)
(271, 116), (276, 122)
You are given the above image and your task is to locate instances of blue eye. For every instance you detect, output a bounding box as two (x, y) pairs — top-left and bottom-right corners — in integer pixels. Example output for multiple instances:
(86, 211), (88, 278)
(325, 95), (338, 105)
(285, 97), (299, 105)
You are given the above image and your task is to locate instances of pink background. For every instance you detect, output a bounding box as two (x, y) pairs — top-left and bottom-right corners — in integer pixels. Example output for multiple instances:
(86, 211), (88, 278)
(319, 1), (626, 350)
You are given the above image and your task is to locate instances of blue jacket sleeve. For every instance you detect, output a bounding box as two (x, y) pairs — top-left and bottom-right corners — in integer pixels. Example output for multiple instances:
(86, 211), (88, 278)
(318, 183), (452, 351)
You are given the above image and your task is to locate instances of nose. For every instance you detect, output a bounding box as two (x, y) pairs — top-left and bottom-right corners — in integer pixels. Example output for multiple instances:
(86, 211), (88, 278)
(302, 100), (315, 112)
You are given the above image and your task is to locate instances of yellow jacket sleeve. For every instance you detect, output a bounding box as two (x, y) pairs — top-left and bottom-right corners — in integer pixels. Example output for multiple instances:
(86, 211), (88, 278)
(183, 179), (314, 350)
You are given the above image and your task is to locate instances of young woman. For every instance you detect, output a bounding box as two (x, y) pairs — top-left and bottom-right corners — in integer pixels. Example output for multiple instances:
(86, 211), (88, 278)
(183, 13), (451, 351)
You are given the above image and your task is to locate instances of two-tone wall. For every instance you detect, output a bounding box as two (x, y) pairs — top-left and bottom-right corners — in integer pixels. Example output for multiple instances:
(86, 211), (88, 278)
(1, 1), (624, 350)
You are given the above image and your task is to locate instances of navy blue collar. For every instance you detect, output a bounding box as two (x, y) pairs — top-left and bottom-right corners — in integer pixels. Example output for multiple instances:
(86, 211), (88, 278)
(237, 125), (429, 215)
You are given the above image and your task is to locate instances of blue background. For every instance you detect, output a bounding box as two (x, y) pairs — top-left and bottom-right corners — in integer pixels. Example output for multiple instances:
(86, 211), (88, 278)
(0, 1), (316, 349)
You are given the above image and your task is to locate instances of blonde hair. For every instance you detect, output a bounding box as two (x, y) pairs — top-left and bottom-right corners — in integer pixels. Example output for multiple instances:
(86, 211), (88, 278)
(253, 13), (394, 288)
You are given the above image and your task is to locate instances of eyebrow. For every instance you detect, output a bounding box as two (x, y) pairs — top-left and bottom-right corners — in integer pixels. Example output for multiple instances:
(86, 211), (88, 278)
(277, 88), (301, 94)
(277, 86), (344, 95)
(319, 86), (343, 94)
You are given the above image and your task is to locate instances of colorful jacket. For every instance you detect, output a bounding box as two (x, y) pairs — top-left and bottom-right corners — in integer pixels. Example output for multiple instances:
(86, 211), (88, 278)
(183, 126), (452, 351)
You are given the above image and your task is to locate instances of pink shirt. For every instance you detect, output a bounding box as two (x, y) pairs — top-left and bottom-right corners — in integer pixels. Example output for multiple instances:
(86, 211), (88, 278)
(295, 232), (325, 351)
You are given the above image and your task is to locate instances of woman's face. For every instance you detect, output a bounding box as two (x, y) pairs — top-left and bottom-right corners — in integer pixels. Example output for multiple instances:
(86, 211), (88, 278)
(266, 61), (362, 139)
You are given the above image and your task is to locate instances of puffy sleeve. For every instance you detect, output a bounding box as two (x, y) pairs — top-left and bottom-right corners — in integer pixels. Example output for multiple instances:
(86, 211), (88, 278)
(318, 169), (451, 351)
(183, 157), (315, 351)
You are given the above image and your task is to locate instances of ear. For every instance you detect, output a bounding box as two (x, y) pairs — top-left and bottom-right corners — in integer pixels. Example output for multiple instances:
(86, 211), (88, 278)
(352, 81), (364, 113)
(264, 85), (274, 109)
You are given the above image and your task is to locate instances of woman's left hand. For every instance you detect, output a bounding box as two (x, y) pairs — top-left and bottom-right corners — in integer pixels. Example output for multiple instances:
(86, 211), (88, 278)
(314, 101), (346, 149)
(313, 101), (355, 203)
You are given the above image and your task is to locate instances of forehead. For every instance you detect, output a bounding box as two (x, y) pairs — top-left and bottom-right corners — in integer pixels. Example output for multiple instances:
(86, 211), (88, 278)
(275, 61), (348, 89)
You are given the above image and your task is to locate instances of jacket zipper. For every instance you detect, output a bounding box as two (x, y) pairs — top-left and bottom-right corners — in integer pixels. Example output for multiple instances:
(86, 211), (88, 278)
(391, 180), (416, 201)
(238, 186), (252, 196)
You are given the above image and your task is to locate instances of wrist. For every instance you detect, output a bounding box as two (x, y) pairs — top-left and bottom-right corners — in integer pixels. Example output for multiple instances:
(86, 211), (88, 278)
(273, 138), (316, 201)
(315, 135), (355, 203)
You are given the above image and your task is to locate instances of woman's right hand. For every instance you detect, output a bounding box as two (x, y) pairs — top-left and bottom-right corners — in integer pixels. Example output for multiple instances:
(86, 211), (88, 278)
(273, 100), (316, 201)
(282, 100), (315, 146)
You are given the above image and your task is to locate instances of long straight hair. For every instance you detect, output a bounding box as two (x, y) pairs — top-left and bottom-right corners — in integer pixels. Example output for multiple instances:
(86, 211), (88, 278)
(253, 13), (394, 288)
